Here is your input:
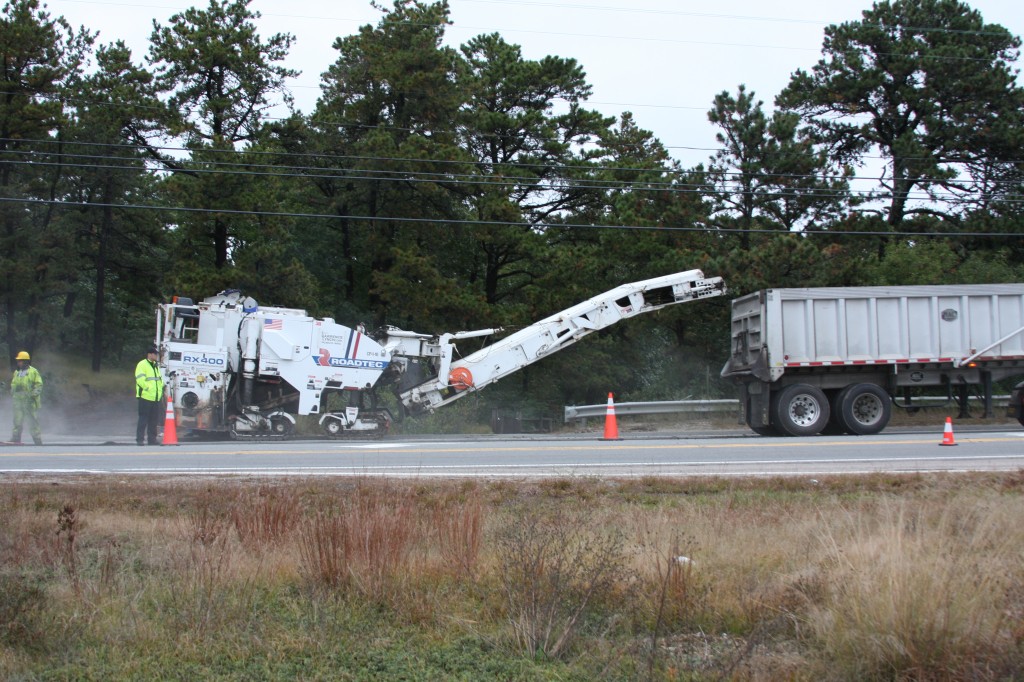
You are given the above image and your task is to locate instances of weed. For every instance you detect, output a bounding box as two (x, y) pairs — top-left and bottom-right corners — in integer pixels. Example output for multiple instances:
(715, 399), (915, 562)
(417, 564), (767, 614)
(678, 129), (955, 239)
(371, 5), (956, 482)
(230, 485), (301, 551)
(298, 481), (417, 603)
(645, 537), (703, 679)
(495, 505), (629, 660)
(0, 572), (48, 649)
(177, 494), (233, 634)
(55, 503), (80, 591)
(298, 509), (349, 590)
(433, 488), (484, 579)
(344, 483), (417, 602)
(808, 497), (1024, 679)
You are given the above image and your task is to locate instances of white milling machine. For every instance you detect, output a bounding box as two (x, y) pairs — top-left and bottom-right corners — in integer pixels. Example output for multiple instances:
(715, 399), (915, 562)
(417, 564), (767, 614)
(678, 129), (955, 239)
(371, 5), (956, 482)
(155, 269), (726, 439)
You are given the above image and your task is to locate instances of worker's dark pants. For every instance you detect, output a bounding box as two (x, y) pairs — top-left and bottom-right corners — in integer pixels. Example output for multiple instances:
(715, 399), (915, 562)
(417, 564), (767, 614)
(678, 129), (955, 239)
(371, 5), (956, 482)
(137, 398), (163, 445)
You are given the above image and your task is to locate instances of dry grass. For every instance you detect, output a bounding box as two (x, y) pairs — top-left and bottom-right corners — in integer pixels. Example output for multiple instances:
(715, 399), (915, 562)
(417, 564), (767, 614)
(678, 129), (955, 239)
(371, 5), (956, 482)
(434, 493), (485, 580)
(230, 485), (301, 551)
(1, 473), (1023, 680)
(807, 497), (1024, 679)
(298, 480), (418, 602)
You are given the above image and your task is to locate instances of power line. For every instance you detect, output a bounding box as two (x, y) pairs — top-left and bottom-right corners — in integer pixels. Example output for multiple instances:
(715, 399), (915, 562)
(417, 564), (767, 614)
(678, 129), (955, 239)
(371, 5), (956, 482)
(5, 154), (1020, 205)
(6, 153), (1015, 204)
(4, 137), (1021, 191)
(2, 195), (1020, 237)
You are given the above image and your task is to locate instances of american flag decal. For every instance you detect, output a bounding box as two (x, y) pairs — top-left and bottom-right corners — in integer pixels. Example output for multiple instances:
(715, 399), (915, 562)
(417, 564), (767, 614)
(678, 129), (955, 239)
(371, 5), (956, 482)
(264, 318), (283, 331)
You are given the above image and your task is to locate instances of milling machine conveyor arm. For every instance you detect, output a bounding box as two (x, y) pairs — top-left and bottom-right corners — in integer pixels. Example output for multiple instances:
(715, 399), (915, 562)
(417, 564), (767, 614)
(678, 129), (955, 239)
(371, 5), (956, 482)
(398, 269), (726, 413)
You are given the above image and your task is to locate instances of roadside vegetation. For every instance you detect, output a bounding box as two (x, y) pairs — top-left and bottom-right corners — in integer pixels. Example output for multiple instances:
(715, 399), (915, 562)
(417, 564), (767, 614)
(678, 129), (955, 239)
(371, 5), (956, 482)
(2, 473), (1022, 680)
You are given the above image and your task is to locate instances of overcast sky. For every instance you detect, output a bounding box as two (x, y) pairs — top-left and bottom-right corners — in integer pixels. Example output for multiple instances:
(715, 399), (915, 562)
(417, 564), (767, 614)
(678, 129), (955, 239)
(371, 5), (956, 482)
(46, 0), (1023, 173)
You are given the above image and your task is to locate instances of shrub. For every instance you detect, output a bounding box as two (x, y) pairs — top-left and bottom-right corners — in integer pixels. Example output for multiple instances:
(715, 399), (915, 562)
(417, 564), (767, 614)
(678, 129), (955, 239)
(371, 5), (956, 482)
(298, 508), (348, 590)
(230, 486), (301, 550)
(298, 482), (417, 602)
(0, 572), (48, 649)
(495, 505), (629, 660)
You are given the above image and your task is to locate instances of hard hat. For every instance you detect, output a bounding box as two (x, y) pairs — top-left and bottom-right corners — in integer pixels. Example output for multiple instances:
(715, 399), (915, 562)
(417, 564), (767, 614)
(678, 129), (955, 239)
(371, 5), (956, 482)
(15, 351), (30, 361)
(147, 346), (158, 354)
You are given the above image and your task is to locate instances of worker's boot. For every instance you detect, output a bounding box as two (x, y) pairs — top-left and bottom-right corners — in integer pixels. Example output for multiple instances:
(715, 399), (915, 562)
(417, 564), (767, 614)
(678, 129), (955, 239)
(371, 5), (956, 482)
(32, 436), (42, 445)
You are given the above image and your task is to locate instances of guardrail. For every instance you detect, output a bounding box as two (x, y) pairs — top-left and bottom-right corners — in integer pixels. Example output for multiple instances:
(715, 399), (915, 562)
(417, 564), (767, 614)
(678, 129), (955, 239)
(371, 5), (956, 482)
(564, 396), (1011, 424)
(564, 399), (738, 423)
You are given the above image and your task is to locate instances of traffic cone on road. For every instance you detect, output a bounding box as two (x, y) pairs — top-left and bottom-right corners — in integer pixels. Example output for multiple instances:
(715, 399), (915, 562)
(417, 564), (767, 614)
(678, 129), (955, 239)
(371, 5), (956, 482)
(162, 393), (179, 446)
(939, 416), (957, 446)
(601, 392), (621, 441)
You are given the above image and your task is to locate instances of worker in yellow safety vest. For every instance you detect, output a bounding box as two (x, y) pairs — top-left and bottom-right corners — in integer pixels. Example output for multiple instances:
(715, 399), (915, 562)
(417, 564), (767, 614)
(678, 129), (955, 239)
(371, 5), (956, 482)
(10, 351), (43, 445)
(135, 346), (164, 445)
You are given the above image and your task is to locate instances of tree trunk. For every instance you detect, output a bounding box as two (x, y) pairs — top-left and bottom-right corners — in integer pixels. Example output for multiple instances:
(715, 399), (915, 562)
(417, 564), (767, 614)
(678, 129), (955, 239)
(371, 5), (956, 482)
(214, 216), (228, 269)
(91, 202), (112, 372)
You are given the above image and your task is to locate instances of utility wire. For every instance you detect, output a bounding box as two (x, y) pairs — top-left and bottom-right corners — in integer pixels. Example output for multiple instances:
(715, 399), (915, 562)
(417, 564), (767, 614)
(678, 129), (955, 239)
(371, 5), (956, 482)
(4, 156), (1020, 205)
(4, 137), (1021, 190)
(2, 195), (1020, 237)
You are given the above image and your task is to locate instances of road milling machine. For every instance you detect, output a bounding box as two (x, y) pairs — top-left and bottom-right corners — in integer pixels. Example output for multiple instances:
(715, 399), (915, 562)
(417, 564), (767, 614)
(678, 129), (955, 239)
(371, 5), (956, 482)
(155, 269), (726, 439)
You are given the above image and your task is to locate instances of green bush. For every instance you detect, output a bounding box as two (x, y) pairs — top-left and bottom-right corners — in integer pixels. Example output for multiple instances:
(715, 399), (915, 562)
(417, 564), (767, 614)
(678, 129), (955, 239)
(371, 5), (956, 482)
(0, 572), (49, 649)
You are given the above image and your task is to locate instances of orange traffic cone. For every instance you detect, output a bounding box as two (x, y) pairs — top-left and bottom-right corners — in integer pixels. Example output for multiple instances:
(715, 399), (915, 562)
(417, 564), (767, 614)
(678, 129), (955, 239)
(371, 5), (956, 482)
(162, 393), (179, 446)
(601, 392), (621, 441)
(939, 416), (956, 446)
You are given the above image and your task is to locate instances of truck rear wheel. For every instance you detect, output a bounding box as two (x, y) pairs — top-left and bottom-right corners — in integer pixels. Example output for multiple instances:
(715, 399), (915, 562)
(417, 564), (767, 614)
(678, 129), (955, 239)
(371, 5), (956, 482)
(1013, 383), (1024, 428)
(835, 383), (891, 435)
(771, 384), (829, 436)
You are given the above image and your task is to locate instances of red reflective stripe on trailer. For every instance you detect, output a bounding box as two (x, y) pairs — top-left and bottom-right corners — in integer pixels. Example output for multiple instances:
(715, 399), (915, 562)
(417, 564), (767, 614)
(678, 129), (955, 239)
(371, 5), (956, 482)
(785, 358), (917, 367)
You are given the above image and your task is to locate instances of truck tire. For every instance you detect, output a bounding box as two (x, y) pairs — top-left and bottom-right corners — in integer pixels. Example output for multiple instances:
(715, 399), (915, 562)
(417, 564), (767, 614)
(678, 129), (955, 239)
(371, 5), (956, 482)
(1012, 382), (1024, 428)
(269, 414), (294, 437)
(835, 383), (891, 435)
(771, 384), (830, 437)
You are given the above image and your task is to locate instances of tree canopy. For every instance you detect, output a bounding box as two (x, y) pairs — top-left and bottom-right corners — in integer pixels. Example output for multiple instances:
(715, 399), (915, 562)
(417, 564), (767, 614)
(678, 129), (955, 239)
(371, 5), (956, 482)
(1, 0), (1021, 411)
(776, 0), (1023, 231)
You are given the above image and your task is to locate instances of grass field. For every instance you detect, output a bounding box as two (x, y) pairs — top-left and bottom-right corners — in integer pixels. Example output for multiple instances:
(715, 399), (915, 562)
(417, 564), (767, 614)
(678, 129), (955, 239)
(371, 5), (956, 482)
(2, 472), (1023, 680)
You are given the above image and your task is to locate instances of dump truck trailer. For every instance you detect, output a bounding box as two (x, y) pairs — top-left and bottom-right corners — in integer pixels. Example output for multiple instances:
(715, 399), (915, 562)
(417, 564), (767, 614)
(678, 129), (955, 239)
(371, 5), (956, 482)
(721, 284), (1024, 436)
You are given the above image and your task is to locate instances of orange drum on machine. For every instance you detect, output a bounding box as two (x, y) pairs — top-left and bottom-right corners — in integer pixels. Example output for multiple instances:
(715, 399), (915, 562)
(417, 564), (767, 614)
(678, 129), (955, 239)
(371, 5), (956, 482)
(448, 367), (474, 391)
